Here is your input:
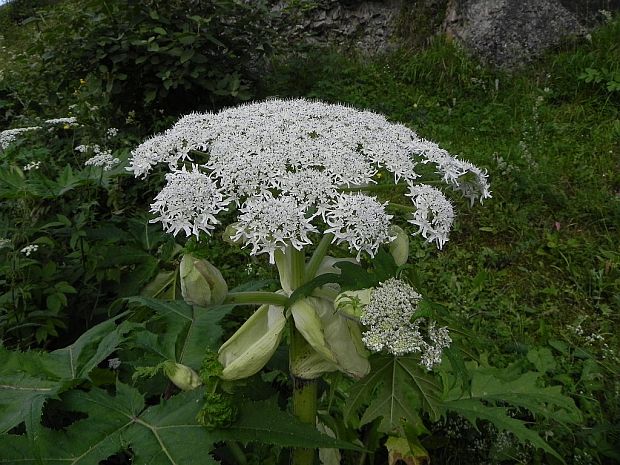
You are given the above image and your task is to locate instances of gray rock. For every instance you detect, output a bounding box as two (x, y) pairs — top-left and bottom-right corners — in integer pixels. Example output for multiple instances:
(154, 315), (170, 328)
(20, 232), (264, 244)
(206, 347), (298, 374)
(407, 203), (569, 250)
(442, 0), (588, 68)
(269, 0), (619, 67)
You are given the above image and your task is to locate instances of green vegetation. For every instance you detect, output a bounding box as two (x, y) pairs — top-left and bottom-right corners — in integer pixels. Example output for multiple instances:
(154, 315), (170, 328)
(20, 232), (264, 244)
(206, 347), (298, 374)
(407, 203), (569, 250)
(0, 1), (618, 464)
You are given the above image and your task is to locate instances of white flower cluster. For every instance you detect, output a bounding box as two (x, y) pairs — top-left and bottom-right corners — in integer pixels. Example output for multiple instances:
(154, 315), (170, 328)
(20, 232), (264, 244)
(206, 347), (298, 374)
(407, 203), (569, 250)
(0, 127), (41, 150)
(1, 117), (80, 151)
(44, 117), (78, 127)
(406, 184), (455, 248)
(20, 244), (39, 256)
(80, 144), (120, 171)
(23, 161), (41, 171)
(106, 128), (119, 137)
(360, 278), (451, 368)
(150, 165), (230, 237)
(323, 193), (394, 260)
(232, 194), (317, 262)
(128, 99), (491, 260)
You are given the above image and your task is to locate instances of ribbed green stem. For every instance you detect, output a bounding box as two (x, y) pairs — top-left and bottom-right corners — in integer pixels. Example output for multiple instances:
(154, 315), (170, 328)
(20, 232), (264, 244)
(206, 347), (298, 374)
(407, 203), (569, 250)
(289, 247), (306, 288)
(281, 247), (317, 465)
(305, 233), (333, 281)
(290, 325), (318, 465)
(224, 291), (289, 307)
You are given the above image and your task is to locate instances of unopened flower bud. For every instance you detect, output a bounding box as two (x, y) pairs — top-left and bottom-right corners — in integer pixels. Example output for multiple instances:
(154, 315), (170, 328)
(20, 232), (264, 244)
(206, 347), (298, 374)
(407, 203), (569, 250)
(163, 361), (202, 391)
(180, 254), (228, 306)
(388, 224), (409, 266)
(334, 289), (372, 320)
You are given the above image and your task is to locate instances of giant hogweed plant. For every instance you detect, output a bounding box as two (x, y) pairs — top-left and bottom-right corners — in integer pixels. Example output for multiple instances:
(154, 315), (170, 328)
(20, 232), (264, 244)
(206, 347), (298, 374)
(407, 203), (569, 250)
(0, 99), (580, 464)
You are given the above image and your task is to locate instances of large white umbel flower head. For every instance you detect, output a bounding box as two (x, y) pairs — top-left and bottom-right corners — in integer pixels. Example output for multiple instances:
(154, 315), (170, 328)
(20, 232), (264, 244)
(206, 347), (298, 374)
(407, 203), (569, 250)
(129, 98), (490, 259)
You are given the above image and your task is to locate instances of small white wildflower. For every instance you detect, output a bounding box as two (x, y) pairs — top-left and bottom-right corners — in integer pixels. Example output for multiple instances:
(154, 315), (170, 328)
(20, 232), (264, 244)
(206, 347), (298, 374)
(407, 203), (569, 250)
(233, 193), (318, 263)
(20, 244), (39, 256)
(75, 144), (89, 153)
(150, 165), (230, 238)
(0, 238), (12, 249)
(323, 193), (394, 260)
(106, 127), (119, 137)
(0, 127), (41, 150)
(406, 184), (455, 249)
(107, 358), (121, 369)
(85, 153), (120, 171)
(23, 161), (41, 171)
(44, 117), (78, 127)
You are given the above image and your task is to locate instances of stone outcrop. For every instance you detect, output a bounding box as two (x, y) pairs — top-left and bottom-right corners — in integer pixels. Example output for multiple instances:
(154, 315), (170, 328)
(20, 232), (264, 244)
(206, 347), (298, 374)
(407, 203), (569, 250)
(271, 0), (402, 54)
(442, 0), (609, 68)
(272, 0), (620, 67)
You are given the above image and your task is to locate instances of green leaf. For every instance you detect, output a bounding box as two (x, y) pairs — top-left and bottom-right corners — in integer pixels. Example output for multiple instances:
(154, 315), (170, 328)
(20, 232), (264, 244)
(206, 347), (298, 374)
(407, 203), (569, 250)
(442, 368), (581, 463)
(527, 348), (557, 373)
(179, 49), (195, 64)
(0, 384), (217, 465)
(444, 398), (564, 462)
(127, 297), (235, 369)
(345, 355), (442, 434)
(0, 316), (134, 434)
(211, 398), (361, 450)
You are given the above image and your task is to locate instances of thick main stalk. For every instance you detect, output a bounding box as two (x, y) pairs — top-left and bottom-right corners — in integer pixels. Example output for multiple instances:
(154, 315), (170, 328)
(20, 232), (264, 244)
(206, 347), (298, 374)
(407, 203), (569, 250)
(277, 247), (318, 465)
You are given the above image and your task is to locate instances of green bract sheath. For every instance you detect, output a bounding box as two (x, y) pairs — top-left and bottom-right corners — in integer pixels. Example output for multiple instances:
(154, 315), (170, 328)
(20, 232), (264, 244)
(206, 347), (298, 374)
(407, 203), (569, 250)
(218, 304), (287, 380)
(291, 298), (337, 363)
(290, 346), (339, 379)
(311, 297), (370, 379)
(290, 297), (370, 379)
(180, 254), (228, 306)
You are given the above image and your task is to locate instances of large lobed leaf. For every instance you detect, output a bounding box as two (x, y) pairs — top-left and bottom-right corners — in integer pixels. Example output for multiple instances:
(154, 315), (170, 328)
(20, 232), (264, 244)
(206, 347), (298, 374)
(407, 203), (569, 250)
(0, 383), (217, 465)
(442, 367), (582, 463)
(0, 317), (135, 434)
(344, 355), (442, 434)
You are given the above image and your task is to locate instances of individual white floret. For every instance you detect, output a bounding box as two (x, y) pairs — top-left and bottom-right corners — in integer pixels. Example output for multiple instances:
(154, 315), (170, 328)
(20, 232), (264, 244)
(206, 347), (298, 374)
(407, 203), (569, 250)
(150, 165), (230, 237)
(406, 184), (455, 249)
(323, 193), (394, 260)
(232, 193), (318, 264)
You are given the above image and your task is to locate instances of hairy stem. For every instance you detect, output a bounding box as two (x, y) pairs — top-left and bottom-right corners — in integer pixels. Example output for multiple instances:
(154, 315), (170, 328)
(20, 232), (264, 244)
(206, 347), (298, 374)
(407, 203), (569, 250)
(223, 291), (289, 307)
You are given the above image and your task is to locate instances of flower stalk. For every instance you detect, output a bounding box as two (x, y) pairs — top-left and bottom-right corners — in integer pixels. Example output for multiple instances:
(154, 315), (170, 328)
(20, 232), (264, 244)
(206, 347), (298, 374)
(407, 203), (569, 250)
(279, 247), (319, 465)
(223, 291), (289, 307)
